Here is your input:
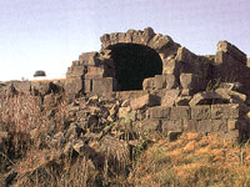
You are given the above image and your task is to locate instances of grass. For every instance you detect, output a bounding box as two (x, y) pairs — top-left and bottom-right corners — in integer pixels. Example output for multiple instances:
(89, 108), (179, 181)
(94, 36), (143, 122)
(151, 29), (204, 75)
(133, 133), (250, 187)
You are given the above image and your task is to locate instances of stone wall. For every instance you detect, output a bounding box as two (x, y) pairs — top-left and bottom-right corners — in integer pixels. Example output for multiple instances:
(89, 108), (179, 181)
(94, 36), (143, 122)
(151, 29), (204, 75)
(146, 104), (240, 141)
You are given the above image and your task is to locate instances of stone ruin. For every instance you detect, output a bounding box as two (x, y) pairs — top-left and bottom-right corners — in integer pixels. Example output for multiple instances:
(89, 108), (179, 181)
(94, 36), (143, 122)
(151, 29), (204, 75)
(2, 27), (250, 186)
(62, 27), (250, 141)
(2, 27), (250, 142)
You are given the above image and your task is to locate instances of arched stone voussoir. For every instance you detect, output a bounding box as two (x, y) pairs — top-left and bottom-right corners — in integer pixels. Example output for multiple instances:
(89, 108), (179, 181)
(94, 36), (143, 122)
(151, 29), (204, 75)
(100, 27), (176, 53)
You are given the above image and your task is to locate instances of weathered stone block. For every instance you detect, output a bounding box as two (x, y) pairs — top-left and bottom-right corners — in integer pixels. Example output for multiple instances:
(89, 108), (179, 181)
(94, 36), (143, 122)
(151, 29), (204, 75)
(214, 51), (229, 64)
(175, 96), (192, 106)
(134, 119), (161, 134)
(92, 77), (116, 93)
(224, 130), (239, 141)
(85, 66), (105, 79)
(217, 41), (247, 64)
(180, 73), (197, 89)
(65, 77), (84, 98)
(66, 65), (86, 78)
(84, 79), (92, 92)
(161, 120), (183, 132)
(162, 57), (179, 75)
(219, 82), (241, 91)
(170, 106), (190, 120)
(166, 74), (176, 89)
(148, 34), (173, 52)
(161, 89), (180, 107)
(189, 92), (222, 107)
(197, 120), (212, 133)
(183, 119), (198, 132)
(181, 89), (193, 96)
(142, 77), (155, 90)
(14, 81), (31, 93)
(142, 27), (155, 44)
(130, 94), (160, 110)
(87, 66), (104, 75)
(146, 106), (170, 119)
(229, 90), (247, 102)
(175, 47), (197, 63)
(215, 88), (231, 100)
(154, 75), (167, 90)
(212, 120), (227, 132)
(227, 120), (238, 130)
(191, 105), (211, 120)
(211, 104), (239, 119)
(79, 52), (100, 65)
(189, 92), (204, 107)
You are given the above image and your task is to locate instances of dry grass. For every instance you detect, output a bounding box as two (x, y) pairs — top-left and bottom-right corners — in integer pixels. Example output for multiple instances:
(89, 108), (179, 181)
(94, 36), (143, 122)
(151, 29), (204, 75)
(134, 133), (250, 187)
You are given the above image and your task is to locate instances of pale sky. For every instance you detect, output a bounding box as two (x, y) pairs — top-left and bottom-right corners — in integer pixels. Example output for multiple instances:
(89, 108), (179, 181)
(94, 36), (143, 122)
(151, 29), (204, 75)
(0, 0), (250, 81)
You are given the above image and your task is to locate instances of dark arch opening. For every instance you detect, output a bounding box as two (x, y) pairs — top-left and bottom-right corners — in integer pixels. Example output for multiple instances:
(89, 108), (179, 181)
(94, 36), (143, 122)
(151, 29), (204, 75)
(107, 43), (163, 91)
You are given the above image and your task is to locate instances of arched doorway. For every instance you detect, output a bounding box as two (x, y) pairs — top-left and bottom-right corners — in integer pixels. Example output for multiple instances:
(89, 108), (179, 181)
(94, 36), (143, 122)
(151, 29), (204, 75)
(107, 43), (163, 91)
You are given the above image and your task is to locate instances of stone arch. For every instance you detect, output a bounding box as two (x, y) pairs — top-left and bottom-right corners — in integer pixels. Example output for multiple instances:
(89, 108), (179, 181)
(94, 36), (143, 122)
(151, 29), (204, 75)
(105, 43), (163, 91)
(100, 27), (176, 54)
(99, 27), (181, 91)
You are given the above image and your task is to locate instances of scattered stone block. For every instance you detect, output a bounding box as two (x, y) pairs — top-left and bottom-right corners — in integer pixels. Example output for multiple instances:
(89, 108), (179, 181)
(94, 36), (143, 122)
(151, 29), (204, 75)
(161, 89), (180, 107)
(189, 92), (222, 107)
(215, 88), (231, 100)
(130, 94), (160, 110)
(219, 82), (242, 91)
(146, 106), (170, 119)
(229, 90), (247, 102)
(189, 92), (204, 107)
(175, 96), (192, 106)
(79, 51), (100, 66)
(170, 106), (190, 120)
(191, 105), (211, 120)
